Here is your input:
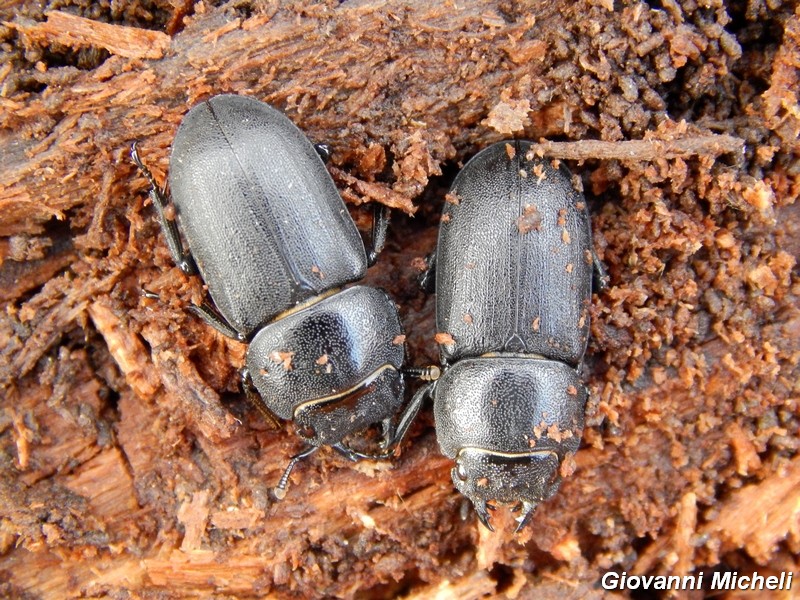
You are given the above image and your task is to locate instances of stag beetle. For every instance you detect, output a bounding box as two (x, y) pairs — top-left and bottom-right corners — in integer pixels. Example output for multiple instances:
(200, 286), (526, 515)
(388, 141), (607, 531)
(132, 94), (408, 496)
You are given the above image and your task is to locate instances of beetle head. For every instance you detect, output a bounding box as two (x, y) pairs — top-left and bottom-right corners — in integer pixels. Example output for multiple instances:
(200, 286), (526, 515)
(292, 394), (376, 446)
(293, 366), (404, 446)
(452, 448), (562, 532)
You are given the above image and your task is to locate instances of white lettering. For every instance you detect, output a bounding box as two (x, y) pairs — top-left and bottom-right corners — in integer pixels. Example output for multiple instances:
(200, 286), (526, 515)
(601, 572), (619, 590)
(713, 571), (732, 589)
(603, 570), (799, 592)
(599, 573), (713, 591)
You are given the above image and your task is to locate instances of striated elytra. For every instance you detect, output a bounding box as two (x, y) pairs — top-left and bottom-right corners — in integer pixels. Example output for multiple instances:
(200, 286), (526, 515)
(389, 140), (607, 532)
(132, 94), (407, 496)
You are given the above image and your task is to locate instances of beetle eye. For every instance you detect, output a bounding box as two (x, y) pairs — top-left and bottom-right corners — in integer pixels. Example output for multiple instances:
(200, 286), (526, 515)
(455, 463), (468, 481)
(297, 424), (316, 439)
(549, 465), (560, 484)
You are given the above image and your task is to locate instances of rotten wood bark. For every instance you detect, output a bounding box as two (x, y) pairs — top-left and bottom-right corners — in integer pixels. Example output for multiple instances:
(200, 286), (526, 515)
(1, 0), (799, 598)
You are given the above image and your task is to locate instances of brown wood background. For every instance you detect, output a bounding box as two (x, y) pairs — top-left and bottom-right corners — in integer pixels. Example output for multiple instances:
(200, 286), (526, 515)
(1, 0), (798, 597)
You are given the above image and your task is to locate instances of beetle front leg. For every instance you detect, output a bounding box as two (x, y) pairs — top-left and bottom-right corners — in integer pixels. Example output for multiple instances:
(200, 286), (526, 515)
(381, 367), (440, 450)
(332, 443), (392, 462)
(131, 142), (198, 276)
(381, 380), (436, 450)
(380, 418), (394, 449)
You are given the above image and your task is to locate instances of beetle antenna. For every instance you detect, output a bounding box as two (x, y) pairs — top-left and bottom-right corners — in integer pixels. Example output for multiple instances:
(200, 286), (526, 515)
(273, 445), (319, 500)
(403, 365), (441, 382)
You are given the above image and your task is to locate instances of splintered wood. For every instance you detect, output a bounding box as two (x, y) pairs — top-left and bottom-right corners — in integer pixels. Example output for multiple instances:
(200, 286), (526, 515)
(1, 0), (799, 597)
(10, 10), (171, 60)
(523, 135), (745, 162)
(701, 456), (800, 564)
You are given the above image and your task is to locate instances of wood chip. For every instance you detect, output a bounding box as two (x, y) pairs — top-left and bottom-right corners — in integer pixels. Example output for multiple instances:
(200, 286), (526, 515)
(12, 10), (171, 60)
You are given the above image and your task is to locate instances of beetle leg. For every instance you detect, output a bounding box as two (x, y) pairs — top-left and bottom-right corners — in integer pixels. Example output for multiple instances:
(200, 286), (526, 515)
(141, 288), (234, 339)
(272, 445), (319, 500)
(418, 252), (436, 293)
(473, 500), (495, 532)
(380, 418), (394, 448)
(140, 266), (244, 342)
(514, 500), (538, 533)
(185, 302), (247, 342)
(240, 368), (281, 428)
(366, 204), (391, 267)
(332, 443), (392, 462)
(130, 142), (198, 276)
(313, 143), (332, 163)
(132, 144), (240, 342)
(592, 248), (610, 291)
(381, 381), (435, 450)
(331, 443), (359, 462)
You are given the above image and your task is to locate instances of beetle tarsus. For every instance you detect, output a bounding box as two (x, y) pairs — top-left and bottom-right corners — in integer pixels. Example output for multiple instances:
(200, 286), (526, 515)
(592, 248), (610, 291)
(366, 204), (391, 267)
(186, 302), (246, 341)
(418, 252), (436, 293)
(130, 142), (158, 188)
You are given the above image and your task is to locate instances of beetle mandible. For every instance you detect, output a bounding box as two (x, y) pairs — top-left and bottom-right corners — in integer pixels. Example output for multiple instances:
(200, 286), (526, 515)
(389, 141), (608, 531)
(132, 94), (407, 496)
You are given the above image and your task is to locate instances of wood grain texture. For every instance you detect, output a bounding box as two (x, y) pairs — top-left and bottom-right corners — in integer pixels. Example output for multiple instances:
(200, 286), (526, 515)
(1, 0), (799, 597)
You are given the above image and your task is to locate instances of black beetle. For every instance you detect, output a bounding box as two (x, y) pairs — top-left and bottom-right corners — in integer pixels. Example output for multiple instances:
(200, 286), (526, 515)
(132, 94), (407, 496)
(389, 141), (607, 531)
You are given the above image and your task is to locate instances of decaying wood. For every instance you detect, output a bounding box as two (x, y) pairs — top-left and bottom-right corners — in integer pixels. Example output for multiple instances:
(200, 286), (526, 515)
(523, 134), (745, 162)
(1, 0), (799, 598)
(9, 10), (171, 60)
(701, 454), (800, 565)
